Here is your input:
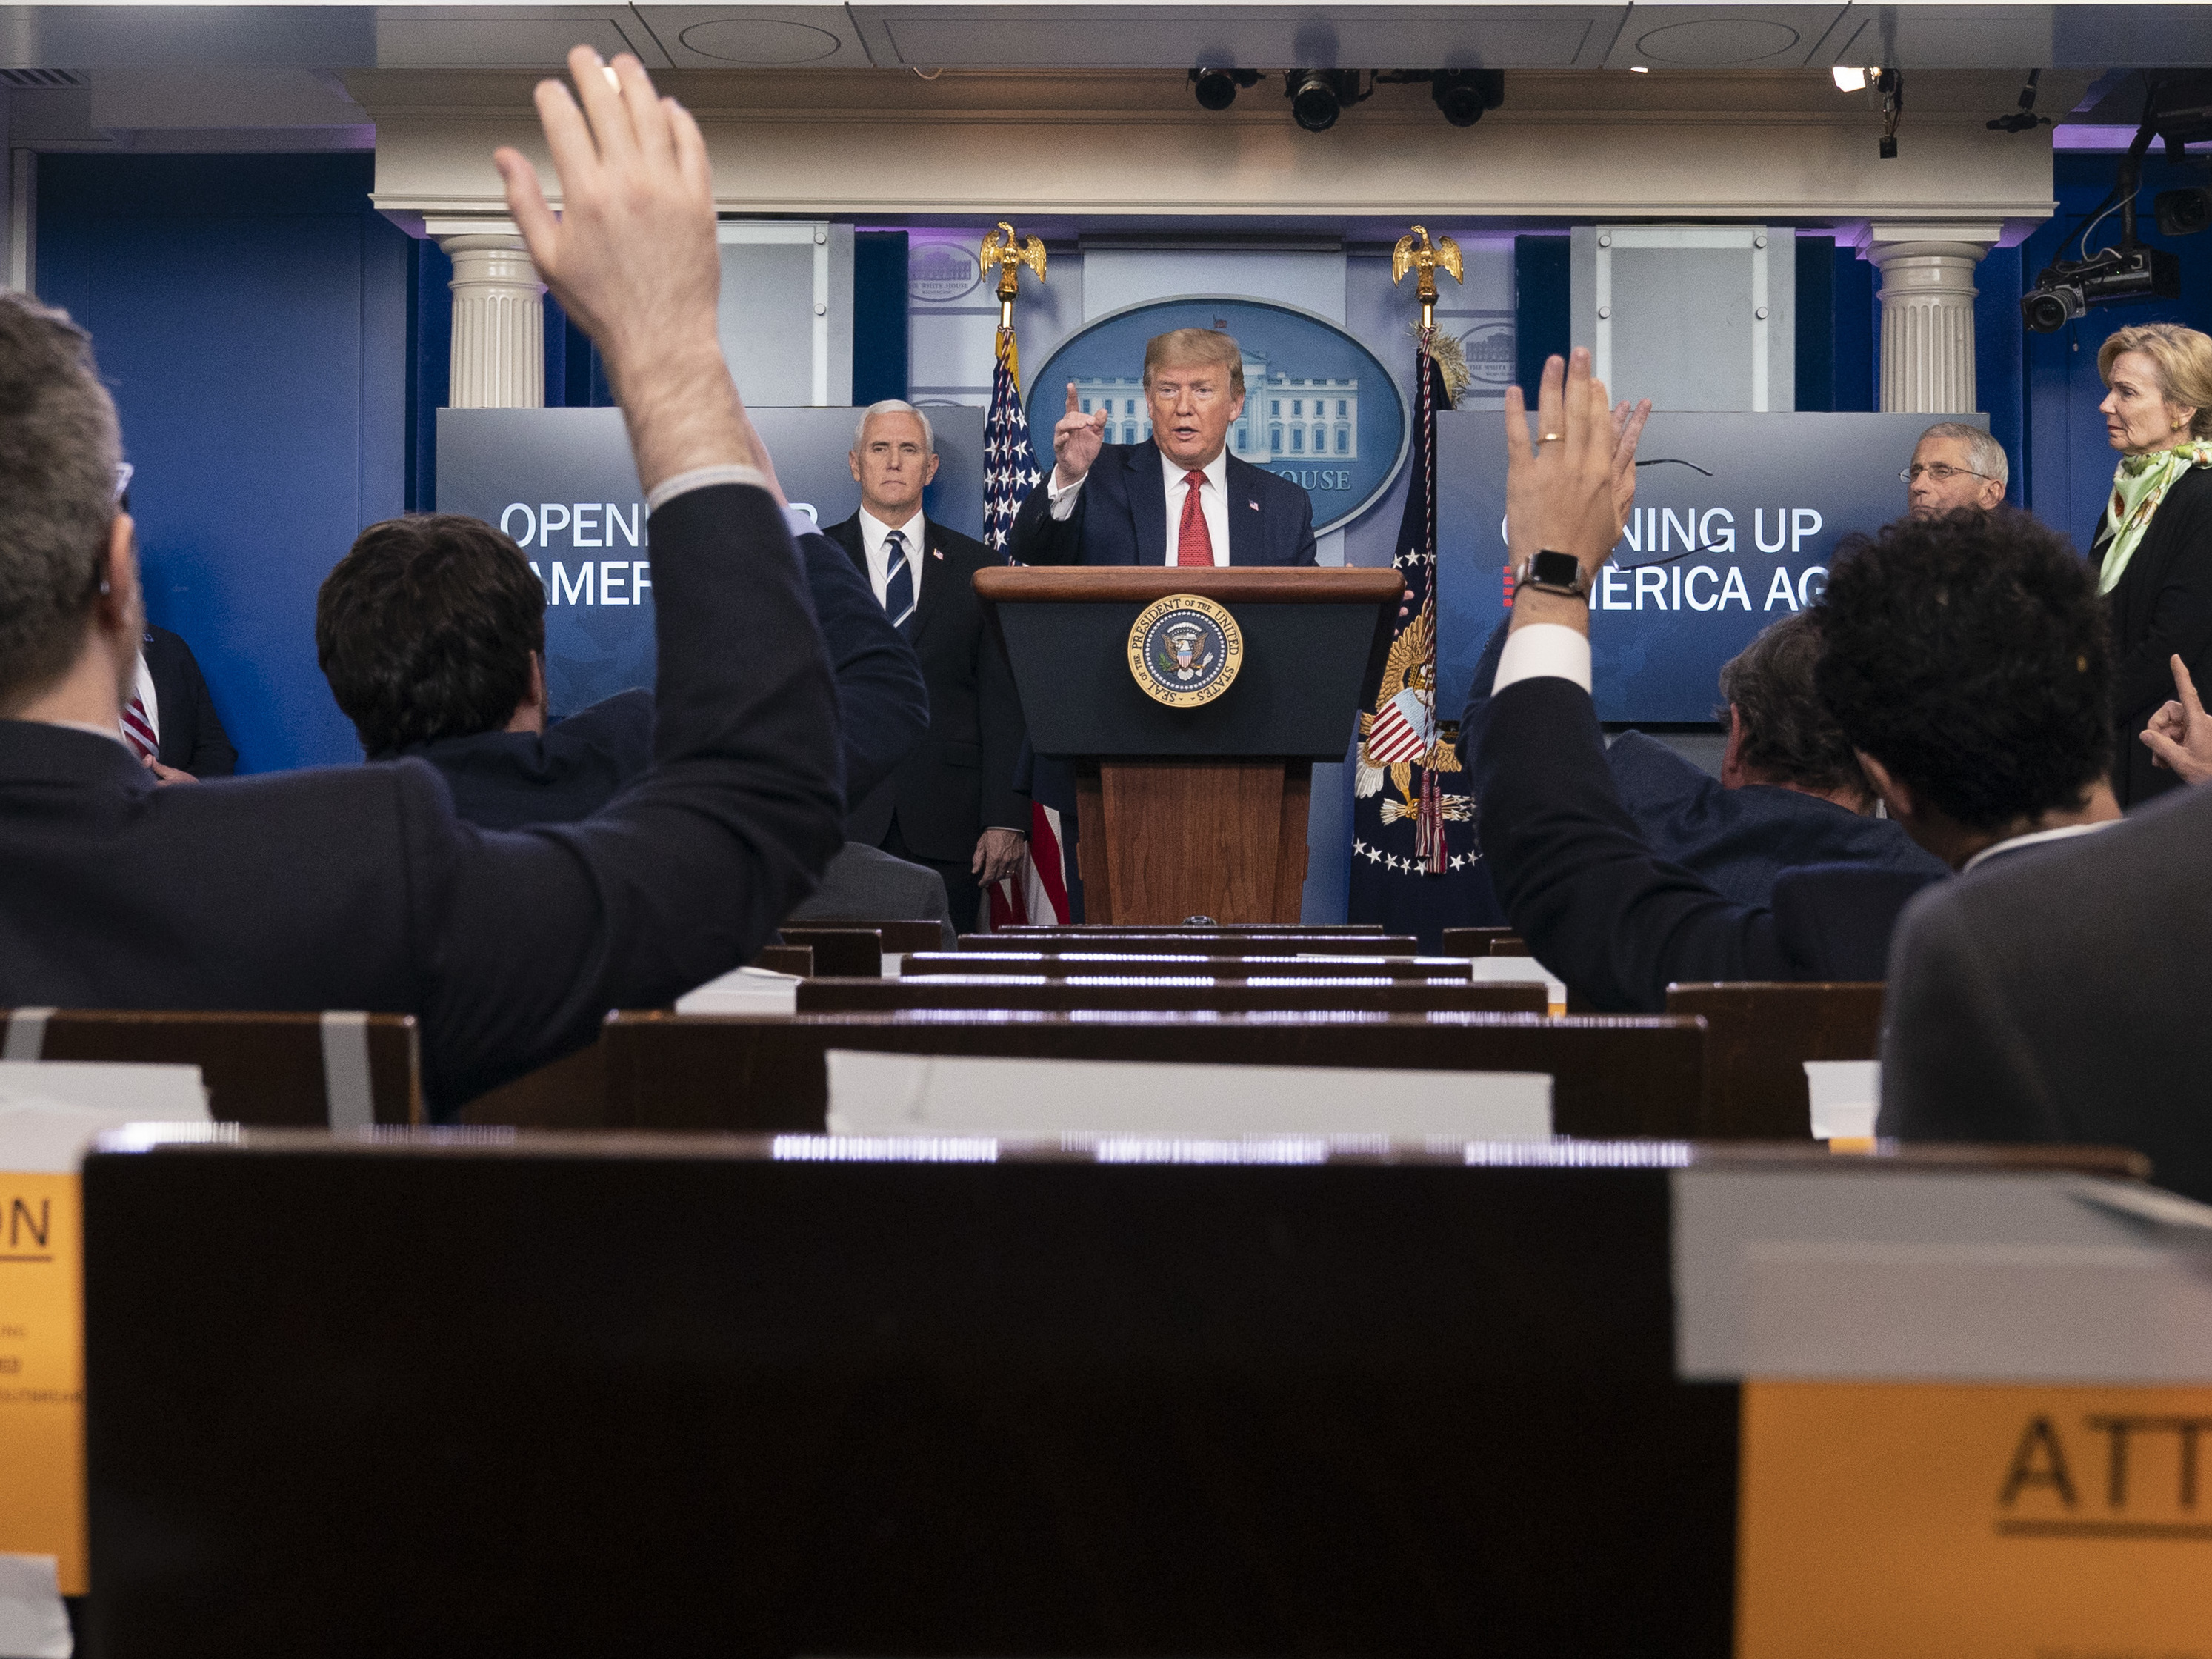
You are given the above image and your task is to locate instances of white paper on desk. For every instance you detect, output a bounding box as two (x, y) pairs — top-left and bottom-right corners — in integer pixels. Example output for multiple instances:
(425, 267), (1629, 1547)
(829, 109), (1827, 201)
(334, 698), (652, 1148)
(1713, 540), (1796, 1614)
(0, 1552), (73, 1658)
(673, 965), (802, 1017)
(825, 1050), (1551, 1140)
(1463, 956), (1569, 1006)
(1805, 1060), (1881, 1140)
(0, 1060), (209, 1175)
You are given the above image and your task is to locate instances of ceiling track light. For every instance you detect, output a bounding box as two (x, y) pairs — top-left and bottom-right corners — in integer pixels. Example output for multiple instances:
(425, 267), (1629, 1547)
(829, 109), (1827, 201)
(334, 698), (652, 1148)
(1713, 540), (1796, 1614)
(1831, 66), (1868, 93)
(1189, 67), (1261, 111)
(1285, 68), (1367, 133)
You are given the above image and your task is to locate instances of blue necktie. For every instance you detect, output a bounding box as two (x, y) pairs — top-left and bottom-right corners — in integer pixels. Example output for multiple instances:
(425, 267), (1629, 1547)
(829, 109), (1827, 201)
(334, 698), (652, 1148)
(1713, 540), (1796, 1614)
(884, 529), (916, 634)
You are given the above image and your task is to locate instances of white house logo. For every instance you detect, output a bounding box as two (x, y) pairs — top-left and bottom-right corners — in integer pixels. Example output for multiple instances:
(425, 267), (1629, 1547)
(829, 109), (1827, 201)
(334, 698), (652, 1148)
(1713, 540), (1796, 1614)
(1458, 319), (1516, 388)
(910, 242), (982, 304)
(1030, 296), (1410, 538)
(1128, 594), (1243, 708)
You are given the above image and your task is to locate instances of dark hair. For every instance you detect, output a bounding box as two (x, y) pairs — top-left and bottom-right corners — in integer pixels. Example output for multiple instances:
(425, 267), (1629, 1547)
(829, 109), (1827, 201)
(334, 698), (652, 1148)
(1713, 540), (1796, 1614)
(0, 293), (122, 712)
(316, 514), (545, 756)
(1715, 611), (1869, 799)
(1814, 508), (2111, 833)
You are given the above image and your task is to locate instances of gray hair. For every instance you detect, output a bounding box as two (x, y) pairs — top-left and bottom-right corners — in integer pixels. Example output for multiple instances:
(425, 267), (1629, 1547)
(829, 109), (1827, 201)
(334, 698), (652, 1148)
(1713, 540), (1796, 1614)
(0, 293), (123, 714)
(851, 399), (936, 456)
(1917, 421), (2008, 491)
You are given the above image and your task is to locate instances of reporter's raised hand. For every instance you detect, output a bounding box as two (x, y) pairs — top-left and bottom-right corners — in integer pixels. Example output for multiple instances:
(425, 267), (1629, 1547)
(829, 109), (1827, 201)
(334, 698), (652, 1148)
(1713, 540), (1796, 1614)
(1051, 380), (1110, 489)
(1502, 349), (1619, 585)
(493, 48), (754, 491)
(1610, 396), (1652, 542)
(2142, 653), (2212, 785)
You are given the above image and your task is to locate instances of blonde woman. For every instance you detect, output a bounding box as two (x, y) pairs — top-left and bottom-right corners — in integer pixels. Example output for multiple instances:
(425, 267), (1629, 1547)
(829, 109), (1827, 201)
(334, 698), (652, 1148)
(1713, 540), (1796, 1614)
(2093, 322), (2212, 806)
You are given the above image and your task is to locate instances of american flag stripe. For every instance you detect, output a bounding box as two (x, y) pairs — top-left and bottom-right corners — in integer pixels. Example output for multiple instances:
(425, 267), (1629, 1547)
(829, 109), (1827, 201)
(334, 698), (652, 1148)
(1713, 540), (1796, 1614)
(1367, 707), (1425, 764)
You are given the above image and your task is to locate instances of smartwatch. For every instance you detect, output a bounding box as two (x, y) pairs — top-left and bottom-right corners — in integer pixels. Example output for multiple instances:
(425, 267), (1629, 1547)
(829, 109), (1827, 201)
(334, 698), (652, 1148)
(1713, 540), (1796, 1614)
(1518, 549), (1586, 599)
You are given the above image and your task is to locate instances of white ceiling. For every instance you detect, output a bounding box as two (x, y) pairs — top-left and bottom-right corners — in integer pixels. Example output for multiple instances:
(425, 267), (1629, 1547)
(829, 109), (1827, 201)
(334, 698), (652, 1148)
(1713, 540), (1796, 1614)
(0, 2), (2208, 73)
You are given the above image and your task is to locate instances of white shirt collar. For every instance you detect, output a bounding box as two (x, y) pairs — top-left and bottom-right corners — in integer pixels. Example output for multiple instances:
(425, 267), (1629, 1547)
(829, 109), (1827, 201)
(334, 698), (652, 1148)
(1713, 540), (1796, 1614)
(1161, 447), (1229, 496)
(1960, 819), (2113, 874)
(859, 505), (925, 556)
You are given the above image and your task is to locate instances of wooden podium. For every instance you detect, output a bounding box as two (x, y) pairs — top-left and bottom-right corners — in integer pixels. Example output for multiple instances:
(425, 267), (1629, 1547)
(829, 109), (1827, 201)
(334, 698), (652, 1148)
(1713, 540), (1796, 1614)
(976, 565), (1402, 924)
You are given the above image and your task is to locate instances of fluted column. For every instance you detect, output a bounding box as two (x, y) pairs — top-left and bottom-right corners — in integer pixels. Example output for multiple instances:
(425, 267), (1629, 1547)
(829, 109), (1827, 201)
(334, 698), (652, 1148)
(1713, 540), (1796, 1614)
(430, 221), (544, 409)
(1864, 222), (1999, 415)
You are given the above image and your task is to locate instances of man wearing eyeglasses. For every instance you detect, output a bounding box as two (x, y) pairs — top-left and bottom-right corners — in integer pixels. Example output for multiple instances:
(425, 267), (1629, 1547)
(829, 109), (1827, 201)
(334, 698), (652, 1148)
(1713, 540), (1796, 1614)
(1904, 422), (2008, 519)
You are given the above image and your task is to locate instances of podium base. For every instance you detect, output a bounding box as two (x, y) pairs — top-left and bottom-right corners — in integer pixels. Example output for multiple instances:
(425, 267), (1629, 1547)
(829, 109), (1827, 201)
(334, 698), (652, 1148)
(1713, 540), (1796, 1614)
(1073, 758), (1313, 925)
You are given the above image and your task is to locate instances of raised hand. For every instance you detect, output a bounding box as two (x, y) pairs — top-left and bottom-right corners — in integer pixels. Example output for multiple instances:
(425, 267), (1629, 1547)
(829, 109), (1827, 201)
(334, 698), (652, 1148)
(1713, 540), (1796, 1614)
(1610, 397), (1653, 542)
(1051, 379), (1110, 489)
(1503, 350), (1619, 585)
(2142, 653), (2212, 785)
(493, 47), (754, 490)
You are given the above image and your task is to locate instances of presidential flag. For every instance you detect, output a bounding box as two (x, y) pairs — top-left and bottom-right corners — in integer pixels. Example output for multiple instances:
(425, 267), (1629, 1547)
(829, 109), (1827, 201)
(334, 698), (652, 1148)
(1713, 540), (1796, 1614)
(1345, 342), (1505, 945)
(979, 325), (1075, 927)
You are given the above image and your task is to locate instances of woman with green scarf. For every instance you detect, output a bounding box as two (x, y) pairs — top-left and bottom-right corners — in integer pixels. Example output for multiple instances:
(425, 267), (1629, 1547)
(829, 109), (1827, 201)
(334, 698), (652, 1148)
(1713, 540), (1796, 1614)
(2092, 322), (2212, 807)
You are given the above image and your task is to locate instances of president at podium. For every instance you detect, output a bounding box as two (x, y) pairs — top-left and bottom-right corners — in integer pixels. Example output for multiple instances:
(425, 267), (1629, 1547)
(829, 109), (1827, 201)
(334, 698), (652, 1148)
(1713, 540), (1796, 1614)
(1010, 328), (1319, 568)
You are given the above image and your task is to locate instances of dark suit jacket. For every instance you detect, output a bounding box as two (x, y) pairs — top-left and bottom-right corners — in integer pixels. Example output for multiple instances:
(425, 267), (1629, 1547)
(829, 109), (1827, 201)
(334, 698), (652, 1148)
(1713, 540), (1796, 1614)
(1878, 798), (2205, 1200)
(2097, 463), (2212, 808)
(1459, 614), (1947, 908)
(1467, 674), (1940, 1012)
(824, 513), (1027, 861)
(142, 625), (236, 777)
(0, 484), (845, 1116)
(1007, 442), (1318, 568)
(394, 529), (925, 835)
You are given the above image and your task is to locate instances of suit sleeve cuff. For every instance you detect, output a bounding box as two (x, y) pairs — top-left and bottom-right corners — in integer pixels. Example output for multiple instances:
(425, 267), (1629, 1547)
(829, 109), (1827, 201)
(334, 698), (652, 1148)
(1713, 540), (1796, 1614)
(1493, 623), (1593, 695)
(1045, 473), (1082, 520)
(646, 463), (776, 512)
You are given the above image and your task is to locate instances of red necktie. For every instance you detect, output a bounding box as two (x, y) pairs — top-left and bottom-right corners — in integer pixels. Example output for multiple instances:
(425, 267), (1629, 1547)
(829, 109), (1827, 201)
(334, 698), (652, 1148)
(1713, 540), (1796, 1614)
(1176, 470), (1214, 568)
(121, 691), (158, 762)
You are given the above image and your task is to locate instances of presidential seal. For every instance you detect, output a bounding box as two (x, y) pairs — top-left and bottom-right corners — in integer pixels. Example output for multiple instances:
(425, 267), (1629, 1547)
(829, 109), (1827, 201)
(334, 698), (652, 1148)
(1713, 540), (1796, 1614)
(1128, 594), (1243, 708)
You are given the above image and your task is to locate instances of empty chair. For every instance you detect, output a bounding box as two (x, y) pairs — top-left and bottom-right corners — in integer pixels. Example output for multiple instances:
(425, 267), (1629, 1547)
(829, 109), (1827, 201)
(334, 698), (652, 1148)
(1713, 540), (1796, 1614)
(1442, 927), (1530, 957)
(1, 1008), (420, 1127)
(953, 934), (1422, 957)
(592, 1009), (1707, 1139)
(1662, 982), (1885, 1139)
(776, 928), (884, 977)
(797, 975), (1548, 1015)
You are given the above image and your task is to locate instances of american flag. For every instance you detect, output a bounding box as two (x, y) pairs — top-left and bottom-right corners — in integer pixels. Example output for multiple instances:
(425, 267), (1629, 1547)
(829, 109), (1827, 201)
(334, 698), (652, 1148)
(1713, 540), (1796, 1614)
(979, 324), (1073, 925)
(982, 328), (1043, 557)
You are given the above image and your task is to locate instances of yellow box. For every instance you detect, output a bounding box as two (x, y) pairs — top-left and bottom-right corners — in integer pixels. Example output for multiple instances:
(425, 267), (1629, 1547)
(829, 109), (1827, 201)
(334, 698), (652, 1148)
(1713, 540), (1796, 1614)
(1739, 1379), (2212, 1658)
(0, 1173), (86, 1595)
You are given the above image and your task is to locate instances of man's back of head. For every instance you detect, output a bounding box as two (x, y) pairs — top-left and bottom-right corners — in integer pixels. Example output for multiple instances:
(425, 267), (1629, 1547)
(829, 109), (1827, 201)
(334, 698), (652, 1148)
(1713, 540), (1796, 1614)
(1815, 508), (2110, 837)
(1716, 610), (1870, 808)
(317, 514), (544, 758)
(0, 293), (126, 716)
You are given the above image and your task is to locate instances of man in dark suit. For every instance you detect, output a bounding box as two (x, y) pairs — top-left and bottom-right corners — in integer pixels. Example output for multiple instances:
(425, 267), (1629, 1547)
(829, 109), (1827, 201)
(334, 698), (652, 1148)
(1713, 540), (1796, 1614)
(0, 48), (846, 1114)
(1879, 782), (2212, 1203)
(127, 624), (236, 779)
(1009, 328), (1318, 568)
(1459, 607), (1944, 908)
(824, 400), (1027, 933)
(1464, 351), (2117, 1014)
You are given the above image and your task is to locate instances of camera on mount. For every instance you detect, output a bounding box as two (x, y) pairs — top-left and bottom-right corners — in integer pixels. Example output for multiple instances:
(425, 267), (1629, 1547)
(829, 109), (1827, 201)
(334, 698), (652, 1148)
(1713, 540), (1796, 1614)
(2022, 245), (2182, 333)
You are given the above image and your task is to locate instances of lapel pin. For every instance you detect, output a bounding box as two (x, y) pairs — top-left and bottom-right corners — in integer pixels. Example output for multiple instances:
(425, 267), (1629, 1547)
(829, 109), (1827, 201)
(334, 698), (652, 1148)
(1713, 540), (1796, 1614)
(932, 547), (944, 559)
(1247, 499), (1261, 511)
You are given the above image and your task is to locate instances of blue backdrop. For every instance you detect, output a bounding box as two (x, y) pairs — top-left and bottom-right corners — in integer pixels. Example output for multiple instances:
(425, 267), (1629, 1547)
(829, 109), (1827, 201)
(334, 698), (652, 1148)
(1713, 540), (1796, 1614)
(37, 153), (410, 773)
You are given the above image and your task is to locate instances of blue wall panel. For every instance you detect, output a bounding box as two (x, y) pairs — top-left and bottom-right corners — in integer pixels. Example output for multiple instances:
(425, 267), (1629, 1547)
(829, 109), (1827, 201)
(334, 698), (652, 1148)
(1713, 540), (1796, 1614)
(38, 153), (410, 773)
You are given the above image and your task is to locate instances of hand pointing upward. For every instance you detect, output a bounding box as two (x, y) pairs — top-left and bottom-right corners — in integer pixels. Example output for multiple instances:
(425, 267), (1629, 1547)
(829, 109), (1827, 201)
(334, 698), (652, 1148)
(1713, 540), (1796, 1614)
(1051, 379), (1109, 491)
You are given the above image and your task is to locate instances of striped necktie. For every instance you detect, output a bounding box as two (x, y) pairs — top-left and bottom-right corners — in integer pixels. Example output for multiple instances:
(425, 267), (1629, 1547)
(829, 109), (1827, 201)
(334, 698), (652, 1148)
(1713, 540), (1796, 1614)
(121, 691), (159, 763)
(883, 529), (916, 634)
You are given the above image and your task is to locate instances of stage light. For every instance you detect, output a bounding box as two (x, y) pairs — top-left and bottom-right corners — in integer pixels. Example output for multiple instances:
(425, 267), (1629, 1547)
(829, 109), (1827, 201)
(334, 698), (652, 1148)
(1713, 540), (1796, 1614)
(1190, 67), (1259, 111)
(1285, 69), (1363, 133)
(1430, 69), (1505, 127)
(1629, 65), (1649, 73)
(1832, 67), (1867, 93)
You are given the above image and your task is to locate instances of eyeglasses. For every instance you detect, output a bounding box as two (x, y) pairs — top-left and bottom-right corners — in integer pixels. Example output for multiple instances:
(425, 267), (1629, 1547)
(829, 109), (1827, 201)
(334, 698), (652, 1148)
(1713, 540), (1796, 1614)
(1901, 462), (1993, 485)
(113, 462), (134, 502)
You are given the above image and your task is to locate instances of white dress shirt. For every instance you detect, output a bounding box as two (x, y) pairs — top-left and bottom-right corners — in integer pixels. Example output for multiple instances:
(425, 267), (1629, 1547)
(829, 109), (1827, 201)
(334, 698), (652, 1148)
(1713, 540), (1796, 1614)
(855, 507), (927, 608)
(132, 651), (160, 740)
(1047, 447), (1232, 566)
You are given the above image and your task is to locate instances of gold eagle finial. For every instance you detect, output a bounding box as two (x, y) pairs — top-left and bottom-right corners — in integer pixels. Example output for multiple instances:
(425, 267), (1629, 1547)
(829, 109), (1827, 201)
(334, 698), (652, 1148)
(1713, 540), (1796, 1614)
(980, 221), (1047, 329)
(1390, 224), (1464, 331)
